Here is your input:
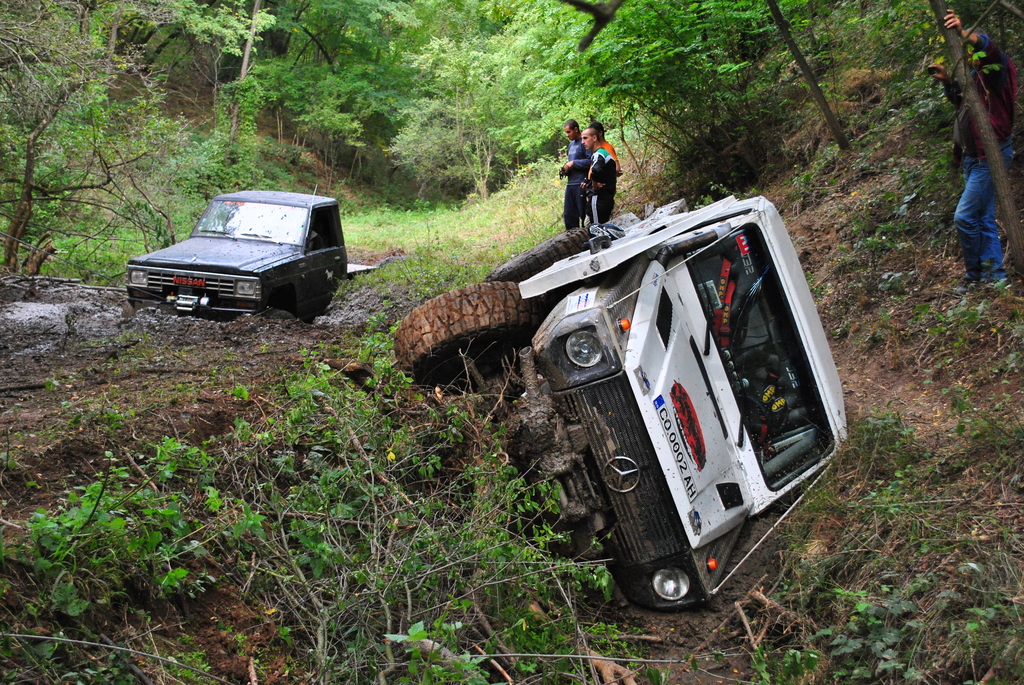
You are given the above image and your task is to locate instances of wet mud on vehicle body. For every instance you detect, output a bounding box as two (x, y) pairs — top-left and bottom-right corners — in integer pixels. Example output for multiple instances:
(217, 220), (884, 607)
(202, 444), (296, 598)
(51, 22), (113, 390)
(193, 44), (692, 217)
(395, 196), (846, 610)
(126, 191), (347, 322)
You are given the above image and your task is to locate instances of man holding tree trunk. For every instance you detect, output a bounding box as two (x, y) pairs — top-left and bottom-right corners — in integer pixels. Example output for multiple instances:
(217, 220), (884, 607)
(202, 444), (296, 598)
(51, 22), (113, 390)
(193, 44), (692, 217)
(929, 8), (1017, 293)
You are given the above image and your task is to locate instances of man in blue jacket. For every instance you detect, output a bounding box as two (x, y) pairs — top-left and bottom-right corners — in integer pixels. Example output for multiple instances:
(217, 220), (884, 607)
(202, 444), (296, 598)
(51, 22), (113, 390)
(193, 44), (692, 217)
(560, 120), (590, 230)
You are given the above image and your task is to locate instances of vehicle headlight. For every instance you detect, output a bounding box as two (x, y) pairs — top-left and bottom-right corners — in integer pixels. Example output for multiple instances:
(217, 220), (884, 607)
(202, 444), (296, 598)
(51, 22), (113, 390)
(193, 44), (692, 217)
(652, 567), (690, 601)
(565, 330), (603, 368)
(533, 303), (623, 391)
(235, 280), (256, 296)
(129, 269), (148, 286)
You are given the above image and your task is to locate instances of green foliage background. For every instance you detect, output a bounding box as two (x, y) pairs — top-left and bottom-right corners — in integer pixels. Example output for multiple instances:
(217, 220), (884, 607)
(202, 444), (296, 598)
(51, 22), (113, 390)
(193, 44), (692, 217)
(9, 0), (1020, 277)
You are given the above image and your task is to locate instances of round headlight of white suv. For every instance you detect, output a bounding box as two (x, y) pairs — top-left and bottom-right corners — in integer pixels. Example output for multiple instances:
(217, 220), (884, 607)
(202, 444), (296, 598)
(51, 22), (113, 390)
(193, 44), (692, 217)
(652, 567), (690, 601)
(129, 269), (148, 286)
(235, 280), (256, 296)
(565, 330), (603, 368)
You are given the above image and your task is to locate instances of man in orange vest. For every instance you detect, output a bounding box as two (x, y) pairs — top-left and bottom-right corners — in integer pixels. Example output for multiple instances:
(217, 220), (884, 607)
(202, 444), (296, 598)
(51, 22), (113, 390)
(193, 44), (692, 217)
(589, 121), (622, 176)
(581, 126), (617, 224)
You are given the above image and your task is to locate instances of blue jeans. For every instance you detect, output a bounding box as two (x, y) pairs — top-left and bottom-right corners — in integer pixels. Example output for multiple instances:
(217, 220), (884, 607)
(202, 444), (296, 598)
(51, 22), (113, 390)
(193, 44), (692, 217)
(954, 139), (1013, 282)
(564, 183), (586, 230)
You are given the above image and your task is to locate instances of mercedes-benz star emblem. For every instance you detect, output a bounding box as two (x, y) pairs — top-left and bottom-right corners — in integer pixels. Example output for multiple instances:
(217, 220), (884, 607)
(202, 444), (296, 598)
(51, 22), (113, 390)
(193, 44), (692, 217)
(602, 456), (640, 493)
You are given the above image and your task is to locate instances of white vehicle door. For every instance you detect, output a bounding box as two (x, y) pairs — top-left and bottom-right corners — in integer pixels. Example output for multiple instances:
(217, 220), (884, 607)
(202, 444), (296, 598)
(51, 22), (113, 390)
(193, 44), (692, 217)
(626, 259), (748, 550)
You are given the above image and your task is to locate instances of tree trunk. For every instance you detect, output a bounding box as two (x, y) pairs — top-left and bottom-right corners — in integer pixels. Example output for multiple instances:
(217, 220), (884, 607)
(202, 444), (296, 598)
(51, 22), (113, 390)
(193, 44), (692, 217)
(765, 0), (850, 150)
(230, 0), (262, 143)
(22, 234), (55, 276)
(4, 117), (50, 270)
(2, 85), (78, 271)
(238, 0), (261, 81)
(108, 0), (124, 53)
(4, 181), (35, 271)
(931, 0), (1024, 274)
(478, 146), (492, 200)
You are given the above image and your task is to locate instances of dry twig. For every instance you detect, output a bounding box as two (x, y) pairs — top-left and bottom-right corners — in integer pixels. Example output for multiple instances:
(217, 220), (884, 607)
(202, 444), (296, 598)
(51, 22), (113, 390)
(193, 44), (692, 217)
(473, 644), (514, 684)
(99, 634), (155, 685)
(586, 648), (638, 685)
(247, 657), (259, 685)
(748, 589), (817, 633)
(588, 634), (663, 644)
(735, 601), (758, 648)
(980, 637), (1020, 683)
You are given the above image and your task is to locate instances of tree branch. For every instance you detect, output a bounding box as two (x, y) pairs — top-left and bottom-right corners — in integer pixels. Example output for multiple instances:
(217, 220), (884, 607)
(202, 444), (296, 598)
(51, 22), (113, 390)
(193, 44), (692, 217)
(300, 26), (334, 66)
(557, 0), (626, 51)
(999, 0), (1024, 20)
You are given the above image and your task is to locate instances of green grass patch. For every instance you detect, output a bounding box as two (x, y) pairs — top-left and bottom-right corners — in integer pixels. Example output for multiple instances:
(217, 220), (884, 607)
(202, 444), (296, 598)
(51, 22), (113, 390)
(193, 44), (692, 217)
(774, 406), (1024, 683)
(343, 162), (564, 269)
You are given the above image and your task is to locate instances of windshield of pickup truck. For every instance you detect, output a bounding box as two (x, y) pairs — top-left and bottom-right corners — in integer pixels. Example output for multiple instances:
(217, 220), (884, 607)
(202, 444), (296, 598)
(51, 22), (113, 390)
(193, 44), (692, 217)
(191, 200), (308, 245)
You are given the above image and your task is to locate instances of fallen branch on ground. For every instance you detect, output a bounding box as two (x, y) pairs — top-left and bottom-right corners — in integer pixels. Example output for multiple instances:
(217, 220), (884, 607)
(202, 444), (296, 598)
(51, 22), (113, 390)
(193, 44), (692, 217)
(587, 649), (638, 685)
(472, 644), (513, 684)
(0, 382), (46, 393)
(980, 637), (1020, 683)
(736, 601), (758, 648)
(3, 634), (234, 684)
(749, 589), (817, 633)
(587, 634), (663, 644)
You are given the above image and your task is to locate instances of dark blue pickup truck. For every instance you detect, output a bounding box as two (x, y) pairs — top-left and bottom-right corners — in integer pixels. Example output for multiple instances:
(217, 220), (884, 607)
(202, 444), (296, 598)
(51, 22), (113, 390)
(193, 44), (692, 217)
(126, 191), (347, 321)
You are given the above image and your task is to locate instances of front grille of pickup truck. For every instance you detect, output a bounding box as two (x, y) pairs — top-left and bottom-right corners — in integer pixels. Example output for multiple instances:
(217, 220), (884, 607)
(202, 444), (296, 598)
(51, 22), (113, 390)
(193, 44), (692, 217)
(556, 372), (689, 565)
(146, 270), (236, 296)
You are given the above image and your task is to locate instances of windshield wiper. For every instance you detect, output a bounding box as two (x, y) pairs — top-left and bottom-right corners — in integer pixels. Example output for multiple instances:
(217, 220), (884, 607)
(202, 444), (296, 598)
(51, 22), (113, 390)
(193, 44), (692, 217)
(238, 232), (274, 240)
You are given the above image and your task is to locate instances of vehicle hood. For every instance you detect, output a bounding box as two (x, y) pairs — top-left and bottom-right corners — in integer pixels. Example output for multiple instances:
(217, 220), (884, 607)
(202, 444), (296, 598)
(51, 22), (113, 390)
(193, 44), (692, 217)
(128, 237), (299, 272)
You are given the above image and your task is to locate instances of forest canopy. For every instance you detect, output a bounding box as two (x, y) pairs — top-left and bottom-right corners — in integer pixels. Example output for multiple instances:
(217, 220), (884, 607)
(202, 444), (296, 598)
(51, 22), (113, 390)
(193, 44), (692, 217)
(0, 0), (1018, 275)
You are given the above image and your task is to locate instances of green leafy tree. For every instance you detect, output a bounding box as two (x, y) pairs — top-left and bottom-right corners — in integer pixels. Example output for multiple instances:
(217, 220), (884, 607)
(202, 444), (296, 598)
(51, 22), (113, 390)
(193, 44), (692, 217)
(0, 0), (194, 274)
(500, 0), (795, 196)
(393, 36), (548, 199)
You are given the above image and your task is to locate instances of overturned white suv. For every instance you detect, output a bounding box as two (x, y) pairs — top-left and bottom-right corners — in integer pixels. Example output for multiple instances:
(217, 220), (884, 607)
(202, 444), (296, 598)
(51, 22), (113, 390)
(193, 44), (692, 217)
(395, 196), (845, 610)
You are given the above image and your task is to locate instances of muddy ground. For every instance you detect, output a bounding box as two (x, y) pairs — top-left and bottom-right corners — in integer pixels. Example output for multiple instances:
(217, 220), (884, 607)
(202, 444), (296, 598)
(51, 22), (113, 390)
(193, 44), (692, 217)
(0, 274), (800, 684)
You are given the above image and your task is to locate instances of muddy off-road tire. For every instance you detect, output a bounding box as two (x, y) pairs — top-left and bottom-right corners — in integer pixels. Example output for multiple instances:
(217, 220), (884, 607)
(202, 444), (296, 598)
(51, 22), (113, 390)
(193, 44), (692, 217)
(258, 307), (296, 320)
(394, 281), (544, 388)
(485, 228), (589, 283)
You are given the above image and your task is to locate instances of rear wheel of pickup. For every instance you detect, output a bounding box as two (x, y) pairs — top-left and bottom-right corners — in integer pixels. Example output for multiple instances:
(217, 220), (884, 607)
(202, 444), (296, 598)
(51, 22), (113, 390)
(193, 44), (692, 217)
(394, 281), (544, 388)
(485, 228), (589, 283)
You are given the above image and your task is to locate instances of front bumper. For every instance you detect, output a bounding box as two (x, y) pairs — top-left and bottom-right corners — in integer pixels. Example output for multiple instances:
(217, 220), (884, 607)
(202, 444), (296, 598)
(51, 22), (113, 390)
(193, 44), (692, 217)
(126, 266), (262, 315)
(555, 371), (725, 609)
(127, 287), (260, 314)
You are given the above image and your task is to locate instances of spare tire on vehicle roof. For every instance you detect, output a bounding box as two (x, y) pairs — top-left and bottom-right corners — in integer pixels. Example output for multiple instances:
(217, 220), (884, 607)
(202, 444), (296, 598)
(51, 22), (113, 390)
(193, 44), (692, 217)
(393, 281), (545, 389)
(485, 228), (589, 284)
